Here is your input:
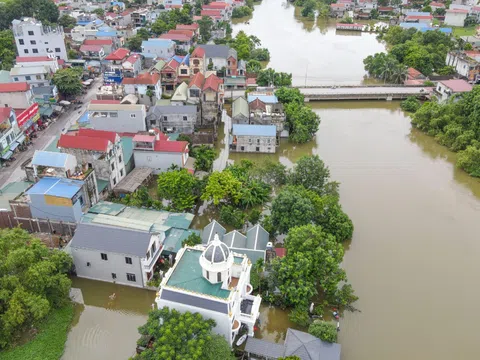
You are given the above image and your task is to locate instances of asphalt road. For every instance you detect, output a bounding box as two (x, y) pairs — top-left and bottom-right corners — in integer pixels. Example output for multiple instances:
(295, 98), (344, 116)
(0, 78), (100, 188)
(212, 109), (231, 172)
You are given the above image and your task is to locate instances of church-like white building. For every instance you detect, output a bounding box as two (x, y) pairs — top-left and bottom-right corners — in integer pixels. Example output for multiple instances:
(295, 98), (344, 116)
(155, 234), (261, 345)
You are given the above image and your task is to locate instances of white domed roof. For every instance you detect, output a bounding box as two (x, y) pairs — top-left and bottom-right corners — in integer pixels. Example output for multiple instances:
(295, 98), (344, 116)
(199, 233), (233, 274)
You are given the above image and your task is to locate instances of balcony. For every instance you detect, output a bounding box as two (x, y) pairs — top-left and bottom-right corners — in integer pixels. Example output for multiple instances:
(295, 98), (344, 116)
(232, 319), (241, 332)
(143, 245), (163, 271)
(238, 294), (261, 324)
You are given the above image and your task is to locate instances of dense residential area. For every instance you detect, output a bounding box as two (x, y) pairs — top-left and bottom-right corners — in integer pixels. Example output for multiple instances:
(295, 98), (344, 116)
(0, 0), (480, 359)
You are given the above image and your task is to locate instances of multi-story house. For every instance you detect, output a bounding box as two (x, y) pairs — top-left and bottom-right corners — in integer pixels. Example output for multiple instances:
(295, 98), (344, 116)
(10, 66), (52, 88)
(141, 39), (176, 59)
(190, 47), (206, 75)
(57, 128), (126, 190)
(131, 9), (150, 27)
(70, 24), (99, 43)
(69, 222), (164, 287)
(105, 9), (133, 27)
(176, 23), (199, 37)
(122, 73), (162, 106)
(122, 54), (142, 78)
(232, 96), (249, 125)
(231, 124), (277, 153)
(156, 236), (262, 345)
(435, 79), (473, 102)
(132, 129), (190, 174)
(146, 103), (198, 134)
(0, 107), (22, 162)
(160, 58), (180, 93)
(79, 44), (106, 60)
(201, 74), (224, 126)
(12, 18), (68, 60)
(446, 51), (480, 82)
(203, 2), (232, 20)
(176, 55), (191, 82)
(198, 45), (238, 75)
(159, 30), (195, 53)
(104, 48), (130, 84)
(88, 103), (147, 133)
(249, 97), (286, 134)
(187, 72), (204, 104)
(0, 82), (33, 109)
(15, 55), (60, 73)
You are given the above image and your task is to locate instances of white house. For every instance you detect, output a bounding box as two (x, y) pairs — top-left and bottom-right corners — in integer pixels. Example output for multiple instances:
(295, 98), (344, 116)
(12, 18), (68, 60)
(15, 56), (60, 73)
(156, 235), (262, 346)
(435, 79), (473, 102)
(10, 66), (51, 88)
(445, 51), (480, 81)
(0, 82), (33, 109)
(444, 9), (469, 27)
(122, 54), (142, 77)
(0, 107), (22, 161)
(122, 73), (162, 106)
(88, 103), (147, 133)
(141, 39), (176, 59)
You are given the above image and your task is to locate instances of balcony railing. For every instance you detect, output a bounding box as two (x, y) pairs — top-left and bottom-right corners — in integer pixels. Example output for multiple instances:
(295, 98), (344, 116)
(143, 245), (163, 270)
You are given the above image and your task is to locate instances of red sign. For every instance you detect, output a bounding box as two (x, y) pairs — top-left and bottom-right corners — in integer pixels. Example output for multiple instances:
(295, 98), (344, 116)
(16, 103), (39, 128)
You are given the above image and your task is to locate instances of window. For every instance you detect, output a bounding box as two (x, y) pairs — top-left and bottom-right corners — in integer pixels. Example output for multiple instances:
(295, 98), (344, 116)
(19, 39), (24, 45)
(206, 271), (209, 280)
(151, 242), (156, 254)
(146, 251), (150, 260)
(180, 69), (187, 75)
(55, 48), (61, 53)
(125, 257), (132, 264)
(126, 273), (136, 282)
(25, 76), (31, 81)
(150, 120), (156, 126)
(248, 139), (252, 143)
(112, 273), (117, 279)
(101, 253), (108, 261)
(130, 114), (136, 118)
(240, 146), (245, 151)
(30, 40), (36, 45)
(13, 77), (19, 82)
(111, 162), (115, 171)
(256, 147), (260, 152)
(79, 196), (84, 206)
(88, 163), (93, 169)
(28, 31), (34, 36)
(217, 272), (222, 282)
(110, 112), (118, 117)
(45, 41), (48, 44)
(267, 139), (271, 144)
(119, 155), (122, 163)
(120, 169), (124, 177)
(36, 75), (41, 80)
(163, 116), (168, 121)
(32, 48), (38, 54)
(183, 116), (187, 121)
(113, 177), (117, 185)
(24, 49), (29, 54)
(257, 139), (260, 144)
(228, 60), (231, 66)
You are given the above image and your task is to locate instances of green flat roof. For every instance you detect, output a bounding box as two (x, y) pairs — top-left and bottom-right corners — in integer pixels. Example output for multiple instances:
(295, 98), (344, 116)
(88, 201), (126, 215)
(234, 256), (244, 264)
(44, 136), (60, 153)
(0, 181), (33, 210)
(121, 136), (133, 164)
(167, 249), (231, 299)
(163, 229), (199, 254)
(231, 248), (264, 264)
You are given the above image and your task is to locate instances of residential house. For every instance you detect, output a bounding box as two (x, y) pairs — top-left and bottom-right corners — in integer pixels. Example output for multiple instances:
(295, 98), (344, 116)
(164, 0), (183, 9)
(330, 3), (347, 17)
(0, 107), (22, 162)
(29, 150), (100, 207)
(249, 97), (285, 134)
(79, 44), (106, 60)
(155, 237), (262, 345)
(203, 2), (232, 20)
(231, 124), (277, 153)
(105, 9), (133, 27)
(176, 55), (191, 82)
(435, 79), (473, 102)
(94, 27), (120, 49)
(224, 76), (246, 90)
(122, 72), (162, 106)
(104, 48), (130, 84)
(245, 328), (341, 360)
(338, 0), (354, 10)
(32, 85), (59, 105)
(201, 74), (224, 126)
(12, 18), (68, 60)
(122, 54), (142, 78)
(57, 128), (126, 190)
(171, 82), (188, 105)
(187, 72), (204, 104)
(131, 9), (150, 27)
(176, 23), (199, 37)
(70, 24), (100, 43)
(190, 47), (206, 75)
(141, 39), (176, 59)
(199, 45), (238, 75)
(69, 222), (164, 287)
(132, 130), (190, 174)
(160, 57), (181, 93)
(430, 2), (445, 12)
(378, 6), (394, 14)
(15, 56), (60, 73)
(10, 66), (51, 88)
(159, 30), (194, 52)
(200, 9), (224, 22)
(446, 51), (480, 81)
(404, 67), (427, 85)
(0, 82), (33, 109)
(96, 84), (125, 101)
(444, 9), (469, 27)
(25, 177), (88, 222)
(146, 103), (198, 133)
(405, 12), (433, 24)
(88, 103), (147, 133)
(232, 96), (249, 125)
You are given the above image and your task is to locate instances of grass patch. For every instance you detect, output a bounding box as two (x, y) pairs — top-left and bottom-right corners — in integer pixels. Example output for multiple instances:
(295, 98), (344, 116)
(0, 303), (75, 360)
(452, 26), (476, 37)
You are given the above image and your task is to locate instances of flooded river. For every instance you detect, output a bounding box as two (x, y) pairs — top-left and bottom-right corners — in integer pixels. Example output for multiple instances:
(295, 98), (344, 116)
(62, 1), (480, 359)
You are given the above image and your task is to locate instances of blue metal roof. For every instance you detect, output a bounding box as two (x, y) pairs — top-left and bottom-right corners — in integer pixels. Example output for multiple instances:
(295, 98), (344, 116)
(399, 23), (452, 33)
(247, 94), (278, 104)
(96, 31), (117, 37)
(26, 177), (83, 198)
(142, 39), (174, 48)
(399, 22), (428, 29)
(406, 11), (431, 16)
(232, 124), (276, 137)
(32, 151), (69, 168)
(78, 111), (89, 124)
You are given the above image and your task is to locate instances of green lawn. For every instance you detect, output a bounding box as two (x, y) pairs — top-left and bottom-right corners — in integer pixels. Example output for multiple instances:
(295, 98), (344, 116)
(452, 26), (477, 37)
(0, 304), (75, 360)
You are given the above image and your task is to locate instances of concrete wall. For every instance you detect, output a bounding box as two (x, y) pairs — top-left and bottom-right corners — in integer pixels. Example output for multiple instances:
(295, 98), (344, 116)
(11, 72), (49, 88)
(89, 109), (147, 133)
(13, 23), (68, 60)
(147, 110), (197, 134)
(0, 91), (32, 109)
(444, 12), (467, 27)
(133, 150), (185, 174)
(29, 192), (84, 222)
(71, 247), (145, 287)
(232, 135), (276, 153)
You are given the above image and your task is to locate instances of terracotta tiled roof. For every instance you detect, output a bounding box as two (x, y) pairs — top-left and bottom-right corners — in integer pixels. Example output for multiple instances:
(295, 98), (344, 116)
(407, 67), (423, 79)
(446, 9), (468, 13)
(0, 82), (30, 93)
(124, 54), (141, 64)
(168, 29), (194, 37)
(105, 48), (130, 61)
(122, 72), (160, 85)
(191, 47), (205, 58)
(16, 56), (52, 63)
(189, 72), (204, 88)
(58, 134), (110, 152)
(176, 24), (199, 31)
(249, 98), (266, 112)
(203, 2), (228, 9)
(78, 128), (117, 144)
(153, 139), (188, 153)
(0, 107), (12, 124)
(201, 9), (222, 17)
(440, 79), (473, 92)
(162, 58), (180, 72)
(430, 2), (445, 7)
(80, 44), (103, 52)
(331, 3), (346, 8)
(160, 33), (192, 42)
(84, 39), (113, 45)
(406, 15), (433, 19)
(202, 74), (222, 92)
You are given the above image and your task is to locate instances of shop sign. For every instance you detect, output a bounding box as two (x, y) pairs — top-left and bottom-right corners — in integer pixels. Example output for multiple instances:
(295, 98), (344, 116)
(17, 103), (39, 128)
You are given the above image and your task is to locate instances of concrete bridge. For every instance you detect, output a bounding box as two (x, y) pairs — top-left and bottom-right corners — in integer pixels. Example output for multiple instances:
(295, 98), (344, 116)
(295, 85), (430, 101)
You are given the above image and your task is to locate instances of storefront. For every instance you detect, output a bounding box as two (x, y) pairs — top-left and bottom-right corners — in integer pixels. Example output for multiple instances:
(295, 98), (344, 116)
(16, 103), (40, 136)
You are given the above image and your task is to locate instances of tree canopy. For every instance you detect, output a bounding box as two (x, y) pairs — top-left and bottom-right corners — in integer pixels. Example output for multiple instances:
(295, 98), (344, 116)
(308, 321), (338, 343)
(0, 228), (73, 349)
(228, 31), (270, 61)
(191, 145), (216, 172)
(0, 30), (15, 70)
(58, 15), (77, 29)
(157, 169), (200, 211)
(53, 67), (83, 97)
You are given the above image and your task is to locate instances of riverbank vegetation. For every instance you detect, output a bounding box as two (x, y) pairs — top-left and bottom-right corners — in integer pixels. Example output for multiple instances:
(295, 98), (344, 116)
(364, 27), (455, 82)
(0, 228), (73, 353)
(135, 307), (234, 360)
(308, 321), (338, 343)
(410, 86), (480, 177)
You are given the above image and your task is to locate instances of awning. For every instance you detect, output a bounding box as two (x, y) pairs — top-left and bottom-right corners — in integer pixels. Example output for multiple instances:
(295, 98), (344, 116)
(54, 106), (63, 112)
(39, 106), (54, 117)
(16, 134), (26, 144)
(1, 150), (13, 160)
(9, 142), (19, 151)
(59, 100), (71, 106)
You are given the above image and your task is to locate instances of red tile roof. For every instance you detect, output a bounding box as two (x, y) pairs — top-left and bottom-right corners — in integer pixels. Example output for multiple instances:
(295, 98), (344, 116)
(378, 6), (393, 11)
(124, 54), (141, 64)
(203, 74), (222, 92)
(153, 139), (188, 153)
(176, 24), (199, 31)
(90, 100), (121, 104)
(58, 134), (110, 152)
(407, 67), (423, 79)
(80, 44), (103, 52)
(16, 56), (52, 63)
(249, 98), (266, 111)
(430, 2), (445, 7)
(162, 58), (180, 72)
(191, 47), (205, 58)
(159, 33), (192, 42)
(201, 9), (222, 17)
(122, 72), (160, 85)
(133, 134), (155, 142)
(246, 77), (257, 86)
(0, 82), (30, 93)
(331, 3), (346, 7)
(84, 39), (113, 45)
(440, 79), (473, 92)
(406, 15), (433, 19)
(189, 72), (204, 88)
(105, 48), (130, 61)
(0, 107), (12, 124)
(446, 9), (468, 13)
(79, 128), (118, 144)
(168, 29), (194, 37)
(203, 2), (228, 9)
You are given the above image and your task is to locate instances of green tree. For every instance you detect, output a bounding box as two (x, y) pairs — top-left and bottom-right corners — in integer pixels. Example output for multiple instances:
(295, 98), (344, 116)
(0, 228), (73, 349)
(92, 8), (105, 17)
(0, 30), (15, 70)
(308, 321), (338, 343)
(191, 145), (216, 172)
(157, 169), (199, 211)
(67, 49), (78, 59)
(201, 170), (242, 205)
(36, 0), (60, 24)
(301, 0), (316, 18)
(232, 6), (252, 18)
(135, 308), (217, 360)
(257, 68), (292, 87)
(464, 15), (477, 27)
(219, 205), (246, 228)
(181, 233), (202, 247)
(287, 155), (333, 196)
(58, 15), (77, 29)
(275, 87), (304, 104)
(248, 208), (261, 225)
(457, 146), (480, 177)
(246, 59), (262, 73)
(401, 96), (421, 112)
(127, 35), (143, 51)
(285, 102), (320, 143)
(198, 16), (213, 42)
(136, 27), (150, 40)
(203, 334), (235, 360)
(53, 67), (83, 97)
(151, 19), (168, 35)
